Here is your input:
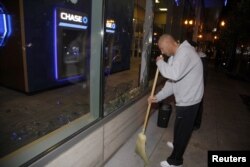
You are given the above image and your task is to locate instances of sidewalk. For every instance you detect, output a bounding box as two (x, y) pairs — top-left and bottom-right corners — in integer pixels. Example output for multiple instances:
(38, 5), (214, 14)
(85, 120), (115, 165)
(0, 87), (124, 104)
(104, 68), (250, 167)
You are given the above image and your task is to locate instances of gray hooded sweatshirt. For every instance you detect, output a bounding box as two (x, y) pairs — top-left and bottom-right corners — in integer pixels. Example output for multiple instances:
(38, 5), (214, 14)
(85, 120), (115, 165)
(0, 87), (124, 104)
(155, 40), (204, 106)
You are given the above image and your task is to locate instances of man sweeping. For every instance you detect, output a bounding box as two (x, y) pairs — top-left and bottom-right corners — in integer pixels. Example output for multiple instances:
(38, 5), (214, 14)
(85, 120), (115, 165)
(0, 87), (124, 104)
(148, 34), (204, 167)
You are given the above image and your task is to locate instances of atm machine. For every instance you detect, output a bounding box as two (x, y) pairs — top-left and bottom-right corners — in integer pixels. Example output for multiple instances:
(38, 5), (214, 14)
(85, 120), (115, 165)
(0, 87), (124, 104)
(104, 19), (119, 75)
(0, 0), (91, 93)
(54, 8), (88, 80)
(103, 16), (131, 75)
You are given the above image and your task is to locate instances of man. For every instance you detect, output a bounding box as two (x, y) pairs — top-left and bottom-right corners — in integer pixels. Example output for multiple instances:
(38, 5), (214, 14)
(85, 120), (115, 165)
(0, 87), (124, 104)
(148, 34), (204, 167)
(194, 46), (207, 130)
(190, 42), (207, 130)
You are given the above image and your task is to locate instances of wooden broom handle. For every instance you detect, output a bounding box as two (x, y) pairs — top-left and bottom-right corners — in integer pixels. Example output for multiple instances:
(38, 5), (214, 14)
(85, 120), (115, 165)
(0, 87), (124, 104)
(142, 68), (159, 134)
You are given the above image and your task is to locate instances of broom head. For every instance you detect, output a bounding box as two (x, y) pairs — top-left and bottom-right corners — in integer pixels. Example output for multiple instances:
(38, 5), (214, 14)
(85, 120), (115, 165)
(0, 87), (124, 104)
(135, 132), (149, 165)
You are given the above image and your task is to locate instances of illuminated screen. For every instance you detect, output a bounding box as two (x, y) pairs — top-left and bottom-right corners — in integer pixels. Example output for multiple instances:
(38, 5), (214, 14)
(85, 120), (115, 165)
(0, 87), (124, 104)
(59, 29), (86, 78)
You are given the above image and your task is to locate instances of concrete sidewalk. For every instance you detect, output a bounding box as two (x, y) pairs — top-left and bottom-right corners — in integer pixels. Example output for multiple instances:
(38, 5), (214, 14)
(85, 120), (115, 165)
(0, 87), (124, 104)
(104, 68), (250, 167)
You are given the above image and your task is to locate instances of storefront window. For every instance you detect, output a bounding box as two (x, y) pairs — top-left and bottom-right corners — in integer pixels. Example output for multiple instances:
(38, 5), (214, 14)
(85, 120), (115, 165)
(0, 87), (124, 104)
(103, 0), (149, 115)
(0, 0), (157, 165)
(0, 0), (100, 162)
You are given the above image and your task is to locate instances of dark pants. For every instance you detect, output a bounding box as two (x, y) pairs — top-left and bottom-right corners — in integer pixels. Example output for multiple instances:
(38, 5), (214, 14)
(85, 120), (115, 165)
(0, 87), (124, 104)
(194, 99), (203, 130)
(167, 103), (200, 166)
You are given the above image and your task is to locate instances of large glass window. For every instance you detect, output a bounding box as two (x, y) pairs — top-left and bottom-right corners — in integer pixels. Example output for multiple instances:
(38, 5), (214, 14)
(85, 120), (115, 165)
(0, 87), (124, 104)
(103, 0), (150, 115)
(0, 0), (157, 165)
(0, 0), (101, 163)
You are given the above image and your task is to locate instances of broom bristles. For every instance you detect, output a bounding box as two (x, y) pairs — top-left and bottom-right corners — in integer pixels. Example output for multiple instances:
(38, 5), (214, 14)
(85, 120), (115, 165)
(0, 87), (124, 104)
(135, 132), (149, 165)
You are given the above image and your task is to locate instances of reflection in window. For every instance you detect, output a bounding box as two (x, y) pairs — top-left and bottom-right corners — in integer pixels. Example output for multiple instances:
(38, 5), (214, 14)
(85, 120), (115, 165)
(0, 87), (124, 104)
(150, 0), (168, 80)
(103, 0), (147, 115)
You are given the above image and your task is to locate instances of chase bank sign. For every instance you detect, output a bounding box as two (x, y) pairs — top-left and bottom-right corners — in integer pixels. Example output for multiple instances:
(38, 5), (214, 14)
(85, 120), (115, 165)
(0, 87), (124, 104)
(60, 12), (88, 24)
(106, 19), (116, 33)
(56, 8), (88, 30)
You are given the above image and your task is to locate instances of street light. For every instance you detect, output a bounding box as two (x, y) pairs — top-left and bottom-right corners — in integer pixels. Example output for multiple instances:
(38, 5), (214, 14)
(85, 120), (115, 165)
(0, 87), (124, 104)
(189, 20), (193, 25)
(220, 20), (225, 27)
(184, 19), (193, 25)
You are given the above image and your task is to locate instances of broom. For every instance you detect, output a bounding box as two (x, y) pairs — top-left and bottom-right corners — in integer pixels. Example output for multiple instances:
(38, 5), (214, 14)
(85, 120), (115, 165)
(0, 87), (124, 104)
(135, 67), (160, 165)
